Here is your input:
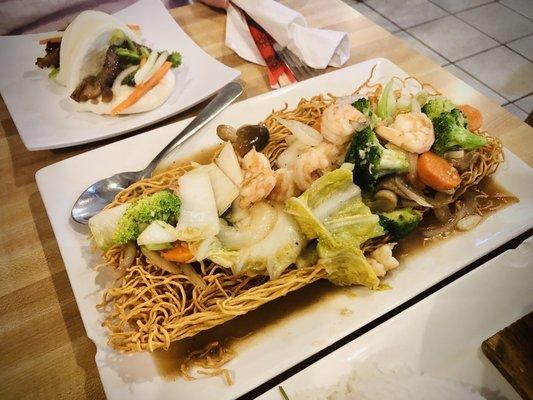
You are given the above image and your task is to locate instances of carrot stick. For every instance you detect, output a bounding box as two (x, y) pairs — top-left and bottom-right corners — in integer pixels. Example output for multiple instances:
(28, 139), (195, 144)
(111, 61), (171, 116)
(39, 36), (62, 45)
(417, 151), (461, 191)
(161, 242), (193, 263)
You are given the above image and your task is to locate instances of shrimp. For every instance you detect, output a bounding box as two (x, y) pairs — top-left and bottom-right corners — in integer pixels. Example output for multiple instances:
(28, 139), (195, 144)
(268, 168), (298, 202)
(367, 243), (399, 277)
(321, 103), (369, 145)
(239, 149), (276, 208)
(291, 142), (338, 191)
(375, 112), (434, 154)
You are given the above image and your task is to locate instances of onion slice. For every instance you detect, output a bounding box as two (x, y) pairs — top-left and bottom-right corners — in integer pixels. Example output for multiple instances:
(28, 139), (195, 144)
(142, 51), (168, 84)
(112, 65), (138, 93)
(134, 50), (158, 84)
(118, 241), (137, 269)
(275, 117), (322, 146)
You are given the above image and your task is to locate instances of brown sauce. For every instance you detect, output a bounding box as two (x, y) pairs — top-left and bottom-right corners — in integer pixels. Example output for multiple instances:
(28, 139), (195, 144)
(396, 177), (518, 258)
(153, 279), (351, 379)
(152, 171), (518, 379)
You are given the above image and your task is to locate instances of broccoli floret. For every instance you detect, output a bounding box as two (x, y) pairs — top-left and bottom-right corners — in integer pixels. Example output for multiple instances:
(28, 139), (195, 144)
(422, 97), (456, 121)
(167, 51), (182, 68)
(346, 126), (409, 192)
(379, 208), (421, 238)
(432, 110), (487, 155)
(113, 191), (181, 245)
(352, 98), (372, 116)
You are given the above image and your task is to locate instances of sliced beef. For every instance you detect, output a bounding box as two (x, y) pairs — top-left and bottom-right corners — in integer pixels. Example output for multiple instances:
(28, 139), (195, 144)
(35, 41), (61, 69)
(99, 46), (121, 89)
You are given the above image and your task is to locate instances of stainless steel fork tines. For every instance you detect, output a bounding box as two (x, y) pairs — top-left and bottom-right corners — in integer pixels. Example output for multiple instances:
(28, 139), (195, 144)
(272, 43), (321, 81)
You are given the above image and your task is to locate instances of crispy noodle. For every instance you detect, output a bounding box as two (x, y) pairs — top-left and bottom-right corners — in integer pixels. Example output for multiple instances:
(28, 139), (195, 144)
(96, 66), (508, 381)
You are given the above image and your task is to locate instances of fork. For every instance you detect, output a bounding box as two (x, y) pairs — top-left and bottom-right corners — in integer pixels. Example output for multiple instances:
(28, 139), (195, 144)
(272, 43), (321, 81)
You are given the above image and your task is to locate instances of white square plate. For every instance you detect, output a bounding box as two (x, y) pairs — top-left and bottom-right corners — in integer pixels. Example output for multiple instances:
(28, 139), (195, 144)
(0, 0), (240, 150)
(258, 238), (533, 400)
(35, 58), (533, 400)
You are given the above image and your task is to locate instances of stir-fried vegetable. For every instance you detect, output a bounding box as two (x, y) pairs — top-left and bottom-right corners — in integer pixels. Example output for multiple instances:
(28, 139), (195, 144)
(215, 142), (243, 186)
(167, 51), (182, 68)
(161, 242), (193, 262)
(136, 220), (179, 248)
(352, 97), (380, 127)
(417, 151), (461, 190)
(421, 97), (456, 121)
(457, 104), (483, 132)
(88, 203), (130, 250)
(286, 169), (384, 288)
(345, 126), (409, 192)
(198, 163), (239, 215)
(111, 60), (172, 115)
(175, 170), (219, 241)
(379, 208), (421, 238)
(376, 79), (396, 120)
(243, 208), (306, 279)
(112, 191), (181, 246)
(432, 109), (486, 155)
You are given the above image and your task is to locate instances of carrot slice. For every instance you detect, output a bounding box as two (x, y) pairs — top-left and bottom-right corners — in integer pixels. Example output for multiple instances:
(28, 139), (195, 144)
(161, 242), (193, 263)
(127, 24), (141, 31)
(417, 151), (461, 191)
(111, 61), (171, 116)
(458, 104), (483, 132)
(39, 36), (62, 45)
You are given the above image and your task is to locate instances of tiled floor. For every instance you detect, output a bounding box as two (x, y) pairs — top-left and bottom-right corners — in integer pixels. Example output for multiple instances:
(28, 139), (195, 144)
(343, 0), (533, 121)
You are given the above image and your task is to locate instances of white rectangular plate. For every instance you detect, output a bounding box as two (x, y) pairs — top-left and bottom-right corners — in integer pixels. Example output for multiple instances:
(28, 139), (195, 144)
(258, 237), (533, 400)
(35, 58), (533, 400)
(0, 0), (240, 150)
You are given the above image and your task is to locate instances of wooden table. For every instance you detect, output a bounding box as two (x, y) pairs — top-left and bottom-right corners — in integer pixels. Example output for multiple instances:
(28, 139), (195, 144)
(0, 1), (531, 399)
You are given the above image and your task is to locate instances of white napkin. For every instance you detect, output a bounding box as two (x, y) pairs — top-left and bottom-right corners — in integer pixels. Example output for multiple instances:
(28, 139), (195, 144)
(225, 0), (350, 70)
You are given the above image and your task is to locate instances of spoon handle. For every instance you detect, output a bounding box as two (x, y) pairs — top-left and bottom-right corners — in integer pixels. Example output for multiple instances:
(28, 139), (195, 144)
(141, 81), (243, 178)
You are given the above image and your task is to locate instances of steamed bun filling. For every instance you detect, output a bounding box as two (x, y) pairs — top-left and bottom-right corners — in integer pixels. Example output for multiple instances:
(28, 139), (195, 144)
(35, 9), (182, 116)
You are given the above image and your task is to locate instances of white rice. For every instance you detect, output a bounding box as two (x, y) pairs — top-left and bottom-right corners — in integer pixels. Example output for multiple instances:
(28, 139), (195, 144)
(291, 364), (486, 400)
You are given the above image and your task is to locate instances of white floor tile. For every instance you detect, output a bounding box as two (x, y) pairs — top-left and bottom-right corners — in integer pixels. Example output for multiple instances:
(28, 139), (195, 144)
(457, 46), (533, 101)
(366, 0), (447, 28)
(515, 94), (533, 113)
(458, 3), (533, 43)
(408, 16), (497, 61)
(444, 64), (507, 104)
(430, 0), (492, 13)
(508, 35), (533, 61)
(347, 1), (401, 32)
(501, 0), (533, 19)
(504, 103), (528, 120)
(395, 31), (449, 65)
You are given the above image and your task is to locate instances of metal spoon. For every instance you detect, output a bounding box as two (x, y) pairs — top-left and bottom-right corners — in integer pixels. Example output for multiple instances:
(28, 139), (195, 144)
(71, 81), (243, 224)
